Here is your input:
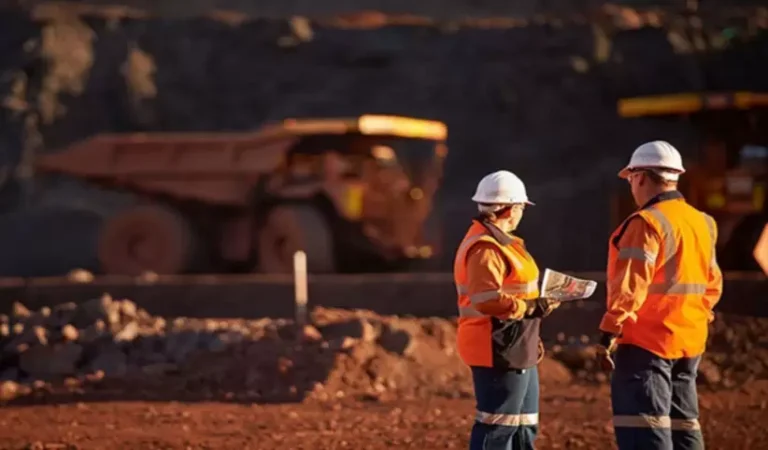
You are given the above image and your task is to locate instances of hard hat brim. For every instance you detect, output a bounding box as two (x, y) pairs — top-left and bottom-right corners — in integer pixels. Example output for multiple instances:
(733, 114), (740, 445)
(618, 166), (632, 179)
(618, 166), (686, 179)
(471, 197), (536, 206)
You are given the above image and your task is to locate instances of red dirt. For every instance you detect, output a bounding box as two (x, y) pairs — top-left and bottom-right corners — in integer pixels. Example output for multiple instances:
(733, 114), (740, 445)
(1, 304), (768, 449)
(1, 381), (767, 450)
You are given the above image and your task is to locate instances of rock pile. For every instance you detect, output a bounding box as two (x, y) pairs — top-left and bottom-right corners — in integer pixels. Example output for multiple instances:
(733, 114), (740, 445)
(0, 299), (482, 403)
(1, 298), (766, 403)
(1, 295), (210, 381)
(547, 311), (768, 388)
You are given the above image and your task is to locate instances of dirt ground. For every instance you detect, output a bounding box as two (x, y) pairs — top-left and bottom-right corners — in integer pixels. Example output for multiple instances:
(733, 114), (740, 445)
(0, 381), (767, 450)
(1, 302), (768, 449)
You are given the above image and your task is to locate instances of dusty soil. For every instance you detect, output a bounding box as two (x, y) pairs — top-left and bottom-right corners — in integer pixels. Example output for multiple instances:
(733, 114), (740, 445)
(1, 382), (768, 450)
(1, 300), (768, 449)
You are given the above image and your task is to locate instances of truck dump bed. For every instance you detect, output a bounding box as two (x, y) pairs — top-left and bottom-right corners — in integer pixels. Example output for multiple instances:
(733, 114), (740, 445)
(34, 115), (448, 206)
(35, 132), (296, 206)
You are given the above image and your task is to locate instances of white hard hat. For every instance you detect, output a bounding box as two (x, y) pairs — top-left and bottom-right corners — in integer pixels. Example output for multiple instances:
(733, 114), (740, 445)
(619, 140), (685, 181)
(472, 170), (534, 206)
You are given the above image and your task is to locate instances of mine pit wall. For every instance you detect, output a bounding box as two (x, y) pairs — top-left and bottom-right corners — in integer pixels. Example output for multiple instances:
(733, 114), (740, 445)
(0, 7), (767, 272)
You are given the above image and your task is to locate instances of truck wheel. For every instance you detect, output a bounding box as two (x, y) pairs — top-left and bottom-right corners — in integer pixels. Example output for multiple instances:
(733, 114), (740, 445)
(257, 204), (336, 274)
(97, 204), (196, 275)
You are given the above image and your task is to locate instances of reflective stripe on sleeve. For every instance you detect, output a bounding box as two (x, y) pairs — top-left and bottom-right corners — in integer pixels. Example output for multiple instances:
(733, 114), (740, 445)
(468, 282), (538, 305)
(613, 415), (671, 429)
(502, 281), (538, 295)
(476, 411), (539, 427)
(470, 290), (501, 304)
(618, 247), (657, 264)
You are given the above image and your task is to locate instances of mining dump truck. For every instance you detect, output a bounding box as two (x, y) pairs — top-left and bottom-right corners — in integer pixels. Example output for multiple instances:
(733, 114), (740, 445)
(615, 91), (768, 273)
(34, 115), (448, 275)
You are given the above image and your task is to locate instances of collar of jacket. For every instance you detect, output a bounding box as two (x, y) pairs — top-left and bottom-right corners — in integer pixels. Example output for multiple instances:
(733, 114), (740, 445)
(473, 218), (515, 246)
(611, 190), (685, 250)
(640, 190), (684, 210)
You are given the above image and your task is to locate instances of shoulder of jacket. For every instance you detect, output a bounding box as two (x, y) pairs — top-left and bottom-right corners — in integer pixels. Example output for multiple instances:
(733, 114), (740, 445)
(700, 211), (718, 235)
(612, 211), (653, 249)
(459, 232), (497, 255)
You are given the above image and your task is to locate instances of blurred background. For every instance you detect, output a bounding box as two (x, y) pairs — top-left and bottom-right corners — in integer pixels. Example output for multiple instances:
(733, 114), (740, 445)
(1, 3), (768, 448)
(1, 0), (766, 279)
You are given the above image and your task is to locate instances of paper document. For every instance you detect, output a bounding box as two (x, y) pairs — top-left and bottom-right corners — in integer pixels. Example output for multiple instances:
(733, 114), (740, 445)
(539, 269), (597, 302)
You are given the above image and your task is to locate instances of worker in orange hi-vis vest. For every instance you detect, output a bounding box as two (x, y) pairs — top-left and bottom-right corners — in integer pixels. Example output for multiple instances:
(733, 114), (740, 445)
(454, 170), (562, 450)
(597, 141), (724, 450)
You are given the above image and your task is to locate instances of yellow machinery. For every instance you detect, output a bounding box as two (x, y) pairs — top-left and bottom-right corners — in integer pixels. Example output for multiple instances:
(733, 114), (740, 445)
(616, 92), (768, 274)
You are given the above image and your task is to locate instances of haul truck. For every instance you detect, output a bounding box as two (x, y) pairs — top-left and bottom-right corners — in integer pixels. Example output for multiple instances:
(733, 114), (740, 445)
(615, 91), (768, 273)
(33, 115), (448, 275)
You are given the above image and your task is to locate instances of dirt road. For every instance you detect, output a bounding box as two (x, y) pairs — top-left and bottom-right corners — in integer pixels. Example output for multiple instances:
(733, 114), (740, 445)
(2, 381), (767, 450)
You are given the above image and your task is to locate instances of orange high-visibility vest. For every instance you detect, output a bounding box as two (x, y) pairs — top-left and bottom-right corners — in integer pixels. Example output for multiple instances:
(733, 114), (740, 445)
(608, 196), (717, 359)
(453, 221), (540, 368)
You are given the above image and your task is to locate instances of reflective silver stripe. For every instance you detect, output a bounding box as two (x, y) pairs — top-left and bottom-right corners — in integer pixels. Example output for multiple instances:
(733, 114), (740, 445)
(456, 284), (468, 295)
(502, 281), (538, 295)
(476, 411), (539, 427)
(470, 290), (500, 304)
(613, 415), (671, 429)
(457, 232), (524, 270)
(458, 306), (485, 318)
(646, 207), (676, 275)
(469, 282), (538, 305)
(671, 418), (701, 431)
(618, 247), (657, 264)
(645, 208), (694, 295)
(703, 213), (718, 270)
(648, 283), (707, 295)
(456, 234), (490, 261)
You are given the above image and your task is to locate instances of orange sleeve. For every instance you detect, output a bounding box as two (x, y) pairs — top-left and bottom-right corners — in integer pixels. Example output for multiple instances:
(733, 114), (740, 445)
(704, 225), (724, 322)
(465, 242), (526, 320)
(599, 217), (660, 335)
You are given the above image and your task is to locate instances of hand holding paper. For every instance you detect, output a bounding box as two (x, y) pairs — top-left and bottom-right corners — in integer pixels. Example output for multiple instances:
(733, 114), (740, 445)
(539, 269), (597, 302)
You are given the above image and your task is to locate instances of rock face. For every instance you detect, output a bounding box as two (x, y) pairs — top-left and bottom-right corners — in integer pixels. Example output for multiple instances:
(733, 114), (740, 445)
(1, 8), (767, 273)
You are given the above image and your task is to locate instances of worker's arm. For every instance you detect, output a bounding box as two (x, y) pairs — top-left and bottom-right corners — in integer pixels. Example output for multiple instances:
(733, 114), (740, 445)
(599, 217), (660, 336)
(465, 242), (527, 320)
(704, 223), (724, 322)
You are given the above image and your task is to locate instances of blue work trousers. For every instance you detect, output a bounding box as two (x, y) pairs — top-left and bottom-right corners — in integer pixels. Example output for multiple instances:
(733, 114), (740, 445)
(611, 344), (704, 450)
(469, 366), (539, 450)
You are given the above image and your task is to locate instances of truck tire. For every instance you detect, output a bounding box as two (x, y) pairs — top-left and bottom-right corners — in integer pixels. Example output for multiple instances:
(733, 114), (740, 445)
(97, 204), (196, 275)
(257, 204), (336, 274)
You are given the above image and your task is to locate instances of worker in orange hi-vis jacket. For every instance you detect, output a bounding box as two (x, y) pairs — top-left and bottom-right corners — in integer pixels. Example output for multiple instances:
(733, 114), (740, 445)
(597, 141), (724, 450)
(453, 170), (562, 450)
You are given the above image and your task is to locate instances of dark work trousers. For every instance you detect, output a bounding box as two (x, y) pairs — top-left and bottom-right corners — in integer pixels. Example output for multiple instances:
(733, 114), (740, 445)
(469, 366), (539, 450)
(611, 344), (704, 450)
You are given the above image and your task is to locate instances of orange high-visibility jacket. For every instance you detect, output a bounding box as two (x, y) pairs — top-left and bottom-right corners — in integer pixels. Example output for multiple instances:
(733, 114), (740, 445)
(600, 191), (724, 359)
(453, 220), (541, 368)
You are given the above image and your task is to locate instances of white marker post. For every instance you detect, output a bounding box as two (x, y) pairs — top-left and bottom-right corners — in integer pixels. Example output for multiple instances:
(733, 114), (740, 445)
(293, 250), (308, 333)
